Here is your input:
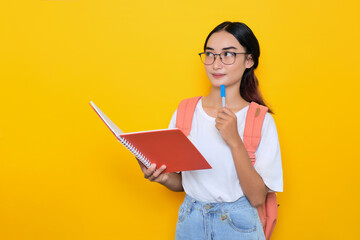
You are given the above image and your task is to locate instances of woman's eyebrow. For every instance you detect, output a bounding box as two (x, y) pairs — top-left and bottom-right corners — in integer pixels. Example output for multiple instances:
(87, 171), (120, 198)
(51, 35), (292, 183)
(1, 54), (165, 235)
(222, 46), (237, 50)
(205, 46), (238, 51)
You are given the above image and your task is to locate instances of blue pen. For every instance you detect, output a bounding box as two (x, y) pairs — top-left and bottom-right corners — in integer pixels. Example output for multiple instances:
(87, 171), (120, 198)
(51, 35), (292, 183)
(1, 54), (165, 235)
(221, 85), (226, 107)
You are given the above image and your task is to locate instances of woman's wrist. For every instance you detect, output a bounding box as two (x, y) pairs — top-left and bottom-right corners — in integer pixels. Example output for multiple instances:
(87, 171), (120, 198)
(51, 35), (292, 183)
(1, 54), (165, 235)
(161, 172), (183, 192)
(228, 135), (244, 150)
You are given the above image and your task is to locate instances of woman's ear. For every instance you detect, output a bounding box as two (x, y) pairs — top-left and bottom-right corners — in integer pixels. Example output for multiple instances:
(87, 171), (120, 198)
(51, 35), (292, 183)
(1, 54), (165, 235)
(245, 55), (254, 69)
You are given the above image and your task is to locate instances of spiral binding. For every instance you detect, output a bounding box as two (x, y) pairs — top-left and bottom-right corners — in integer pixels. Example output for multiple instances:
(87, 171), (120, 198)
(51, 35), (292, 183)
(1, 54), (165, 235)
(119, 137), (151, 168)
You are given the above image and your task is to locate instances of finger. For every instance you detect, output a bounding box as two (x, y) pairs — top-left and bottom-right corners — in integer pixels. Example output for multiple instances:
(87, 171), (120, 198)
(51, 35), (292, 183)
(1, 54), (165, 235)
(217, 107), (229, 116)
(219, 107), (236, 116)
(215, 122), (220, 131)
(215, 121), (226, 131)
(217, 112), (235, 123)
(218, 110), (237, 122)
(154, 165), (167, 176)
(215, 117), (225, 125)
(216, 111), (230, 120)
(149, 165), (167, 181)
(144, 164), (156, 179)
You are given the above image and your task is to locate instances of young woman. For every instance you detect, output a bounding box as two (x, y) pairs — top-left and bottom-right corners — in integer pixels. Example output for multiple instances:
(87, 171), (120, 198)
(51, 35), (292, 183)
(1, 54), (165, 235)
(137, 21), (283, 240)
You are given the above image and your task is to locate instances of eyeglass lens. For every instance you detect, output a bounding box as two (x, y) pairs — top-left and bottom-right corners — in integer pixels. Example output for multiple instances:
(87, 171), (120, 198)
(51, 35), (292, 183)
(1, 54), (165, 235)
(200, 52), (236, 65)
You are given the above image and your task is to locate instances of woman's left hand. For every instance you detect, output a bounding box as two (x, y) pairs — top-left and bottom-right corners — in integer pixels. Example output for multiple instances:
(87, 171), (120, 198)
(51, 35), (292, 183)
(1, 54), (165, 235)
(215, 107), (242, 148)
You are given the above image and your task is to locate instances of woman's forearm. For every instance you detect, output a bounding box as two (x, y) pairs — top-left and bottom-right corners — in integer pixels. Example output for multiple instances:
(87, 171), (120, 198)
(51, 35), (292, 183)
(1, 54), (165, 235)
(230, 138), (268, 207)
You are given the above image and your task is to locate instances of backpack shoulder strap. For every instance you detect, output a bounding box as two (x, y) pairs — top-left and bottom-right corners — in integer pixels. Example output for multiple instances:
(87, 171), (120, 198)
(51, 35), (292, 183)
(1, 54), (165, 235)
(175, 96), (202, 136)
(243, 102), (268, 165)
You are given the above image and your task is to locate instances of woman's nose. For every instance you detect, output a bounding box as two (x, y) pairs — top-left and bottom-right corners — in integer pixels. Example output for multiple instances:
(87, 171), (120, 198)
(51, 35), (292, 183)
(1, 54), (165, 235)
(212, 55), (223, 69)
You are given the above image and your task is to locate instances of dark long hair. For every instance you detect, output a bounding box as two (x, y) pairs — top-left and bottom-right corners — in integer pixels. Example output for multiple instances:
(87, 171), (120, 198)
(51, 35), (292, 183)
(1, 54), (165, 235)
(204, 21), (273, 114)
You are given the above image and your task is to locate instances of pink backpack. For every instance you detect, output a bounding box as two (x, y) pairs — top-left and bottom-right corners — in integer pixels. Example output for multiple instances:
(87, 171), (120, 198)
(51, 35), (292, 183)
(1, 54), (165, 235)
(175, 96), (278, 240)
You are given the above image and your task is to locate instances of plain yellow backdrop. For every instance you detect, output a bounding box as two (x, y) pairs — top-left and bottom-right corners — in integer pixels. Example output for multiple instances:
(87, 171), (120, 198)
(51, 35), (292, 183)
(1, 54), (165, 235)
(1, 0), (359, 239)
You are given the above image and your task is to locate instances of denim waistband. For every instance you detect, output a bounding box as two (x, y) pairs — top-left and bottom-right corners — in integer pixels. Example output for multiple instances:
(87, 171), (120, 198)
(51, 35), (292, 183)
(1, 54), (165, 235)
(182, 194), (253, 213)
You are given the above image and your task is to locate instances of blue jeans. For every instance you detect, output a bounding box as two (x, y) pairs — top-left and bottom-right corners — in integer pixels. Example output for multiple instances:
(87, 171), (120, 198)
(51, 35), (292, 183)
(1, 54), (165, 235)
(175, 194), (265, 240)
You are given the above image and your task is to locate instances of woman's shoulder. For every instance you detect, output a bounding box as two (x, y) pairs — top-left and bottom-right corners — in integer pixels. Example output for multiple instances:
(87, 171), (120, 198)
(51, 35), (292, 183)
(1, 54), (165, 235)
(264, 111), (275, 123)
(262, 112), (279, 137)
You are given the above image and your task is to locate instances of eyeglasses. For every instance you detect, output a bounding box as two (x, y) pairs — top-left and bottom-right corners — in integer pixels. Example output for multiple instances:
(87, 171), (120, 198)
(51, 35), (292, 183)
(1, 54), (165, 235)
(198, 51), (248, 65)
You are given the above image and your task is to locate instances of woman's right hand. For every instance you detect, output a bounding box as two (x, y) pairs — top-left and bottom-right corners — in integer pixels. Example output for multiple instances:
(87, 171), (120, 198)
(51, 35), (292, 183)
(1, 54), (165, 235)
(136, 158), (183, 192)
(142, 162), (168, 184)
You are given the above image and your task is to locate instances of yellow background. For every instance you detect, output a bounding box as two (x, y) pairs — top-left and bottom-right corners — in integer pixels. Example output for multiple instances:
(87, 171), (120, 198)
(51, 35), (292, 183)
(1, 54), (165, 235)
(1, 0), (359, 239)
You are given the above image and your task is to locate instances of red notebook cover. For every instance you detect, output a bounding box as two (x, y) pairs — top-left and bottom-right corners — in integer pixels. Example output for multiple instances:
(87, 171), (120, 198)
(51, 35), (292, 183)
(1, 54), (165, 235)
(119, 129), (211, 173)
(90, 101), (211, 173)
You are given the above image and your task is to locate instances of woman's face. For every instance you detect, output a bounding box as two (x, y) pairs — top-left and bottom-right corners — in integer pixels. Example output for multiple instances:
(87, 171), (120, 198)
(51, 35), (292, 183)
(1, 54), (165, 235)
(204, 31), (254, 88)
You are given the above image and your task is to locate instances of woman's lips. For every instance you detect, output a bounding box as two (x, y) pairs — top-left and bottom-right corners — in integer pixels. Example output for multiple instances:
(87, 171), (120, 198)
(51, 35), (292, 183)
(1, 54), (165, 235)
(212, 74), (226, 79)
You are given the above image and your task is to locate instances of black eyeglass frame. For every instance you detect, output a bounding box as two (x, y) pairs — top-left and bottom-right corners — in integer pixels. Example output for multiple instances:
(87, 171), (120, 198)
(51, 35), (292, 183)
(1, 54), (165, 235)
(198, 51), (249, 65)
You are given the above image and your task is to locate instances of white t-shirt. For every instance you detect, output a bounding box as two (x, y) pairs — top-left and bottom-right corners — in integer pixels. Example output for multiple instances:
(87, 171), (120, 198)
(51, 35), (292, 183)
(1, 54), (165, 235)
(168, 98), (283, 202)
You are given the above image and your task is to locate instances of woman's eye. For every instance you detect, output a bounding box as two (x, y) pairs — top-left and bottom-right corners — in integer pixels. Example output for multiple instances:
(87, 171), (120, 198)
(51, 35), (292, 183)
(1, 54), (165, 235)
(205, 52), (214, 57)
(224, 52), (233, 57)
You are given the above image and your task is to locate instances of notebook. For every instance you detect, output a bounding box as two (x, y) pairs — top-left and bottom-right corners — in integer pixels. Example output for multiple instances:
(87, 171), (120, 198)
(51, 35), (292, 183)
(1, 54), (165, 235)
(90, 101), (211, 173)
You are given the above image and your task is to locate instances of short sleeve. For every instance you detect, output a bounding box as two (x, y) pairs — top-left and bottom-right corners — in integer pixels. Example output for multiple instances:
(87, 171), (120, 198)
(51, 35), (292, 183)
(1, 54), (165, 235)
(254, 113), (283, 192)
(168, 110), (177, 129)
